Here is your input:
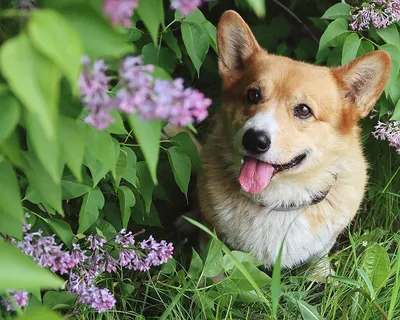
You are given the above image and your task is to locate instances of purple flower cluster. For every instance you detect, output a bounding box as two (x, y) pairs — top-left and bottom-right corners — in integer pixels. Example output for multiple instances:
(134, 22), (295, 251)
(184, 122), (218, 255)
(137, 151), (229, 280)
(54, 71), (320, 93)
(3, 216), (174, 313)
(170, 0), (210, 14)
(103, 0), (138, 27)
(3, 291), (29, 312)
(79, 56), (211, 130)
(373, 120), (400, 154)
(349, 0), (400, 30)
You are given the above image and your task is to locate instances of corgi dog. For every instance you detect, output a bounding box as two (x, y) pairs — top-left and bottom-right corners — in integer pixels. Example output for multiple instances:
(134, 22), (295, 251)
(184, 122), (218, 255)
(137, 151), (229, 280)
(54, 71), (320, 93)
(170, 10), (391, 280)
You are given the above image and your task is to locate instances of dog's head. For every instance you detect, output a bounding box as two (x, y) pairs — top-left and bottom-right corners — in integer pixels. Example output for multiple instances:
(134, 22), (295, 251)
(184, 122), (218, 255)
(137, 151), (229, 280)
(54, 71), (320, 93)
(216, 11), (391, 195)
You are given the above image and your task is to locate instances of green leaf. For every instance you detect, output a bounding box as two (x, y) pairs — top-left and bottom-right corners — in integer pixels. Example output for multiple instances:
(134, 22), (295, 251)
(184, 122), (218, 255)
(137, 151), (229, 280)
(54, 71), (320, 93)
(203, 238), (223, 278)
(83, 151), (110, 187)
(171, 131), (202, 175)
(175, 8), (206, 23)
(107, 110), (127, 135)
(357, 268), (375, 299)
(0, 33), (60, 143)
(43, 218), (74, 248)
(118, 186), (136, 229)
(357, 40), (374, 56)
(181, 22), (210, 76)
(60, 4), (130, 58)
(377, 24), (400, 48)
(24, 153), (62, 213)
(391, 99), (400, 120)
(0, 210), (23, 240)
(202, 20), (217, 53)
(0, 159), (23, 234)
(230, 262), (271, 291)
(0, 94), (20, 142)
(318, 18), (348, 53)
(0, 242), (63, 292)
(330, 275), (361, 288)
(166, 146), (191, 199)
(112, 149), (128, 190)
(342, 33), (360, 65)
(78, 188), (105, 233)
(128, 114), (161, 183)
(28, 9), (83, 92)
(43, 291), (76, 310)
(188, 249), (203, 280)
(163, 30), (182, 62)
(136, 161), (155, 214)
(245, 0), (266, 17)
(13, 307), (64, 320)
(121, 147), (137, 186)
(297, 300), (324, 320)
(142, 43), (176, 75)
(137, 0), (164, 45)
(223, 251), (262, 271)
(361, 243), (390, 291)
(60, 117), (85, 181)
(380, 44), (400, 94)
(0, 131), (24, 168)
(321, 3), (351, 20)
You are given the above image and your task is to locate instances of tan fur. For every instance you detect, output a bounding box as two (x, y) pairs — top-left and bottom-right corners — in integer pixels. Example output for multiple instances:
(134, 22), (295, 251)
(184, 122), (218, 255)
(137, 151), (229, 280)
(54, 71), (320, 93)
(174, 11), (391, 276)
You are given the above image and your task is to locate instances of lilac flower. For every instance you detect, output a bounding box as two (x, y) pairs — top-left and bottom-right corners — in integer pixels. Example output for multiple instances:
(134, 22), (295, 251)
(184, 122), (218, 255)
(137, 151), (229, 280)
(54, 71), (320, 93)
(88, 235), (107, 250)
(373, 120), (400, 154)
(170, 0), (209, 14)
(141, 236), (174, 267)
(79, 57), (114, 130)
(3, 291), (29, 312)
(115, 229), (135, 247)
(78, 287), (116, 313)
(103, 0), (138, 27)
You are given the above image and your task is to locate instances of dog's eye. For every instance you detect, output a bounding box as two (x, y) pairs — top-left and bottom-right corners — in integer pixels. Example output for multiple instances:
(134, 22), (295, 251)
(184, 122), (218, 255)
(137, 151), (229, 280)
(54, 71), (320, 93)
(247, 88), (261, 104)
(294, 104), (312, 119)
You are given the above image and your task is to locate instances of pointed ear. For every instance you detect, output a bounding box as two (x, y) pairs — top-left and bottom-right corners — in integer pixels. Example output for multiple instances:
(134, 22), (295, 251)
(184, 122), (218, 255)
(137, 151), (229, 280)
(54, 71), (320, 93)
(332, 51), (391, 118)
(217, 10), (261, 77)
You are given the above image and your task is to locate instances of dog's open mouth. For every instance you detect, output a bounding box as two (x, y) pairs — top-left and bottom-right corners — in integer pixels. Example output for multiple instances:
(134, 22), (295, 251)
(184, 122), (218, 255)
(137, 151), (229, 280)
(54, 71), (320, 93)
(238, 153), (307, 195)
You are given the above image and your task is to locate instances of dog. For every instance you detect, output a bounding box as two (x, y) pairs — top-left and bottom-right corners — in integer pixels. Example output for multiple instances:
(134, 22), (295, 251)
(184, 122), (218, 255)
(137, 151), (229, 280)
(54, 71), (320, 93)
(169, 10), (391, 281)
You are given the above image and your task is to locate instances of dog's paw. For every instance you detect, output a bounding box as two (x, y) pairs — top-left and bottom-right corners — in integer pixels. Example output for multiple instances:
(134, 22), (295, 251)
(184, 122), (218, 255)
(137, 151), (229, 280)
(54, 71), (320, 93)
(307, 257), (338, 286)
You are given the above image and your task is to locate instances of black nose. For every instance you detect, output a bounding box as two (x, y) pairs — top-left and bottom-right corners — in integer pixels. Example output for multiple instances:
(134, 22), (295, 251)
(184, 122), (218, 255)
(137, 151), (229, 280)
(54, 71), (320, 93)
(242, 129), (271, 154)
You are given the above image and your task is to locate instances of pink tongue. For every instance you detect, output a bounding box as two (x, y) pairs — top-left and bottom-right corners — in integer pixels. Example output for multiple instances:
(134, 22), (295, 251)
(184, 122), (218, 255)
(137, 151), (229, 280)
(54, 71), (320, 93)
(239, 157), (275, 194)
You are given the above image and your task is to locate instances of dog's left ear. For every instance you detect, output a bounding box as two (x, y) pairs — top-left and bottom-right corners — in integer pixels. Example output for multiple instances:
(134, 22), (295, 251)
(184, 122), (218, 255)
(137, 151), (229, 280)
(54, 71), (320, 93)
(332, 51), (391, 118)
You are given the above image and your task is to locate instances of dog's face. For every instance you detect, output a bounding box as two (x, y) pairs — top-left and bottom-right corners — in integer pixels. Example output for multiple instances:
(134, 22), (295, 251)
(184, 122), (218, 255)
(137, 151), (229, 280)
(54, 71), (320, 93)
(216, 11), (391, 195)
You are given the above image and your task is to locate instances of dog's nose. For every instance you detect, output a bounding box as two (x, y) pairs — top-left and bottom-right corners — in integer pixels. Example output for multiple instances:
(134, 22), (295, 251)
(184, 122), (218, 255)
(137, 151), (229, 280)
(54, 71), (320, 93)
(242, 129), (271, 154)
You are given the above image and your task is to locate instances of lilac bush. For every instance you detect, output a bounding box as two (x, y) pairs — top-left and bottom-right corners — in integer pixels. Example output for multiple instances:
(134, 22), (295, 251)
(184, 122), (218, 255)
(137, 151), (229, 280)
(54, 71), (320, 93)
(79, 56), (212, 130)
(2, 215), (174, 313)
(373, 120), (400, 154)
(348, 0), (400, 30)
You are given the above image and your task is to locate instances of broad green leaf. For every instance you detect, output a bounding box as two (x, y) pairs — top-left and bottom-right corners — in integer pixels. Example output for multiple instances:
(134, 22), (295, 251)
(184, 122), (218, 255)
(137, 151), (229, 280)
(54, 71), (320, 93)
(24, 153), (62, 213)
(321, 3), (351, 20)
(230, 262), (271, 291)
(175, 8), (205, 23)
(128, 114), (161, 183)
(389, 74), (400, 103)
(60, 4), (130, 58)
(391, 99), (400, 120)
(112, 149), (128, 190)
(166, 146), (191, 198)
(318, 18), (348, 53)
(361, 243), (390, 290)
(357, 40), (374, 56)
(223, 251), (262, 271)
(203, 238), (223, 278)
(0, 33), (60, 142)
(170, 131), (202, 175)
(121, 147), (138, 186)
(330, 275), (361, 288)
(0, 210), (23, 239)
(13, 307), (64, 320)
(43, 291), (76, 310)
(136, 161), (155, 214)
(380, 44), (400, 94)
(26, 110), (60, 183)
(188, 249), (203, 280)
(142, 43), (176, 75)
(297, 300), (324, 320)
(0, 159), (23, 230)
(107, 110), (127, 135)
(0, 95), (20, 142)
(377, 24), (400, 48)
(60, 117), (85, 181)
(0, 242), (63, 292)
(137, 0), (164, 45)
(118, 186), (136, 229)
(342, 33), (360, 65)
(245, 0), (266, 17)
(96, 219), (117, 240)
(0, 131), (24, 168)
(28, 9), (83, 92)
(78, 188), (105, 233)
(163, 30), (182, 62)
(181, 22), (210, 76)
(202, 20), (217, 53)
(43, 218), (74, 248)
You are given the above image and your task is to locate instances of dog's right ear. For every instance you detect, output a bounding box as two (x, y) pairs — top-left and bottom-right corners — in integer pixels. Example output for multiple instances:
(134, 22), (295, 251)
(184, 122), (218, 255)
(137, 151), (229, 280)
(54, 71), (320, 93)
(217, 11), (260, 80)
